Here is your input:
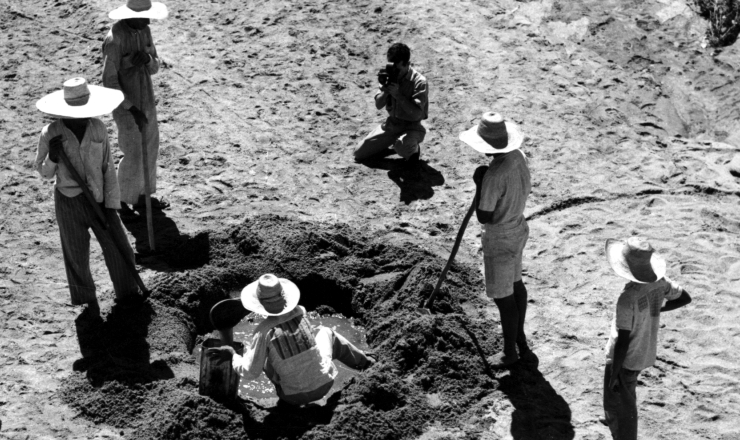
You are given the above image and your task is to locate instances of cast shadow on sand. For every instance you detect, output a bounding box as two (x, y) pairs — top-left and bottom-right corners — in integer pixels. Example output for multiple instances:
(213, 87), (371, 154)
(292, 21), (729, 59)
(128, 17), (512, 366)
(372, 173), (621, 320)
(121, 201), (210, 271)
(357, 151), (445, 204)
(229, 392), (343, 440)
(458, 317), (574, 439)
(498, 365), (575, 439)
(73, 302), (174, 387)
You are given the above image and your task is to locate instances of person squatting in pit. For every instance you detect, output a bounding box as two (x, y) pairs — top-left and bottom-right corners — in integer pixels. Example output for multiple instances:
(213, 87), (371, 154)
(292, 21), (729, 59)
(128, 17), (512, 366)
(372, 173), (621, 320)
(207, 274), (376, 406)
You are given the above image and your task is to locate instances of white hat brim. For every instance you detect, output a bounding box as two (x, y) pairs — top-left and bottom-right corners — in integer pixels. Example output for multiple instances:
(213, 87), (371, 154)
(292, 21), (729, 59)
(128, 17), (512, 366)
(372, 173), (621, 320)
(36, 85), (124, 118)
(605, 239), (666, 284)
(240, 278), (301, 317)
(459, 120), (524, 154)
(109, 2), (168, 20)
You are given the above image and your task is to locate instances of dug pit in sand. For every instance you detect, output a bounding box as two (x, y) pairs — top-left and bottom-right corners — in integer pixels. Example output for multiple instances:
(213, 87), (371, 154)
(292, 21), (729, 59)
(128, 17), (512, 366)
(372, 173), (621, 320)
(59, 215), (574, 439)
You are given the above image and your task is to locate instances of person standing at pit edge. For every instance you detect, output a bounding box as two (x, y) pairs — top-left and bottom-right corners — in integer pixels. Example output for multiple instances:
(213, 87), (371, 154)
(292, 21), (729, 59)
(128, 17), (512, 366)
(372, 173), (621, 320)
(103, 0), (168, 215)
(34, 78), (143, 318)
(207, 274), (376, 406)
(602, 237), (691, 440)
(463, 112), (537, 369)
(354, 42), (429, 172)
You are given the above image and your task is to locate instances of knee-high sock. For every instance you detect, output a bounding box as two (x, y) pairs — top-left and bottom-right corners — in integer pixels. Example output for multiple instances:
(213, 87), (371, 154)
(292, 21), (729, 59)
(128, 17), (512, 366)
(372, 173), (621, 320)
(513, 280), (529, 351)
(493, 295), (519, 356)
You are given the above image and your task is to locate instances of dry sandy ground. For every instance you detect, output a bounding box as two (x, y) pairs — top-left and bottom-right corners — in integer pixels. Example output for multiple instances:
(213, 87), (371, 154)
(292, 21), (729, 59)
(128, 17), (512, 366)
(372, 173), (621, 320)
(1, 0), (739, 438)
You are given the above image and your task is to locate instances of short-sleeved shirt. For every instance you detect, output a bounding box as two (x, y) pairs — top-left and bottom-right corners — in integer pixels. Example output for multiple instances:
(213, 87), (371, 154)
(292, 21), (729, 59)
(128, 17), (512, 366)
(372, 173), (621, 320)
(479, 149), (531, 231)
(605, 276), (683, 371)
(375, 67), (428, 122)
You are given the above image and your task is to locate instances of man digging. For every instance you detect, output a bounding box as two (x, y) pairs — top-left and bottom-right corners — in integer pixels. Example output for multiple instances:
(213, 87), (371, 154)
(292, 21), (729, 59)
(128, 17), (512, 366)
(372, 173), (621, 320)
(34, 77), (144, 324)
(354, 42), (429, 173)
(103, 0), (168, 215)
(462, 112), (537, 369)
(207, 274), (376, 406)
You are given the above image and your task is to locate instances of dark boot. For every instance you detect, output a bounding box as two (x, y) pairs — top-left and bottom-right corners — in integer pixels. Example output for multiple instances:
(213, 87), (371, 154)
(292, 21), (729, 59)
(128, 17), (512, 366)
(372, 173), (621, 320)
(490, 295), (520, 368)
(513, 280), (538, 365)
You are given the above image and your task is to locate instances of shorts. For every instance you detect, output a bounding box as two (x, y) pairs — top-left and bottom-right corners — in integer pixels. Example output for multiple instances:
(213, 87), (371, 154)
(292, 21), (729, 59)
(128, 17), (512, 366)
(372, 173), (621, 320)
(482, 221), (529, 299)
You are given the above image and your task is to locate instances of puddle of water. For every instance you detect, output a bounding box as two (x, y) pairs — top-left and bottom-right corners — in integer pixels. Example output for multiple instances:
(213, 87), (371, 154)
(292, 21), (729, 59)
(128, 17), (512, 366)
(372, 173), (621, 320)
(195, 307), (368, 403)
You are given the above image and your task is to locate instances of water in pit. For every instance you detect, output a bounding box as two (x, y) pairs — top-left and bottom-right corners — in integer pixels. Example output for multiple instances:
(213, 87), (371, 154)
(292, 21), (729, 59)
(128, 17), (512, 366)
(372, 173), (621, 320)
(195, 309), (369, 404)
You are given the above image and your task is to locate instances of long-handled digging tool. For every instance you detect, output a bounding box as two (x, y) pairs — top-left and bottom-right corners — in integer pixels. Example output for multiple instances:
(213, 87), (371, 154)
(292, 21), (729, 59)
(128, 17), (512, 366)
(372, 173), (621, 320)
(57, 147), (150, 299)
(138, 121), (156, 252)
(417, 196), (476, 314)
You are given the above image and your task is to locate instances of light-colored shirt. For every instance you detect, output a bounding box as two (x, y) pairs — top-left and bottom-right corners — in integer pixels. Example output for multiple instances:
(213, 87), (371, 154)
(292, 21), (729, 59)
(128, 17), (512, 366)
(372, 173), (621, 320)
(35, 119), (121, 209)
(479, 149), (531, 231)
(605, 276), (683, 371)
(375, 67), (429, 122)
(232, 306), (337, 398)
(102, 20), (160, 112)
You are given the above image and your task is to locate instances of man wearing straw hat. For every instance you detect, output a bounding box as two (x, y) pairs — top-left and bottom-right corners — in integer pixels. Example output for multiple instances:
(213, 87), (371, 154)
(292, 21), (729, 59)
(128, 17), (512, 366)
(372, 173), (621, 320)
(207, 274), (376, 406)
(34, 77), (142, 318)
(461, 112), (536, 369)
(102, 0), (168, 213)
(602, 237), (691, 440)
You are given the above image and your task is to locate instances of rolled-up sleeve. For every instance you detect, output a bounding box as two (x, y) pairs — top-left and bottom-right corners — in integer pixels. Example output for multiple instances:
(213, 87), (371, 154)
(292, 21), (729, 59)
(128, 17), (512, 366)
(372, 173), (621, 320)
(102, 34), (134, 111)
(662, 276), (683, 301)
(615, 294), (634, 331)
(232, 330), (269, 380)
(145, 29), (160, 75)
(35, 125), (57, 179)
(411, 77), (428, 119)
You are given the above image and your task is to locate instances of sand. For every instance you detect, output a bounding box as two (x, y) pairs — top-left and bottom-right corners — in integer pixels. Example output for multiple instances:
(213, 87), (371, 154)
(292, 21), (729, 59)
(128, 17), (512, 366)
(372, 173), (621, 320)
(1, 0), (739, 439)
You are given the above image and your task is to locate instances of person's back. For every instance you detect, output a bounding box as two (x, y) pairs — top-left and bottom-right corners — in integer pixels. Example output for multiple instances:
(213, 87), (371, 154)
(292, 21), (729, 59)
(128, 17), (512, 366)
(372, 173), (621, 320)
(605, 277), (682, 372)
(602, 237), (691, 440)
(479, 149), (531, 230)
(211, 274), (374, 406)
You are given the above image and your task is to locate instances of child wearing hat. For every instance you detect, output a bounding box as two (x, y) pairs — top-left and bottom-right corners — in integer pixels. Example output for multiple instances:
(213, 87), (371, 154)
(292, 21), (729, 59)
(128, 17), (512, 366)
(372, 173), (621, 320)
(34, 77), (142, 318)
(602, 237), (692, 440)
(207, 274), (375, 406)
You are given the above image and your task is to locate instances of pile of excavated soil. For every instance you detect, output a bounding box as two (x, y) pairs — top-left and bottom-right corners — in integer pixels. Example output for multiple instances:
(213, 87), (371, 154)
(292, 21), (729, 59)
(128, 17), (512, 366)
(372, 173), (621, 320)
(59, 215), (573, 440)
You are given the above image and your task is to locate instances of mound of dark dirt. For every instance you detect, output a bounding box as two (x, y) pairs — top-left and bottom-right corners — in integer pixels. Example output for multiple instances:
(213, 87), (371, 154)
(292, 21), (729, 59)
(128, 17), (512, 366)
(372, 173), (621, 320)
(59, 215), (572, 439)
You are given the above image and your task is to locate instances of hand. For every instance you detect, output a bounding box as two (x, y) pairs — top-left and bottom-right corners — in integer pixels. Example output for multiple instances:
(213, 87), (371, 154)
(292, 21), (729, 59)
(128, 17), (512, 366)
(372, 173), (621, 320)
(48, 135), (64, 163)
(608, 373), (620, 391)
(385, 83), (401, 98)
(131, 51), (150, 67)
(206, 346), (236, 362)
(128, 106), (148, 131)
(473, 165), (489, 185)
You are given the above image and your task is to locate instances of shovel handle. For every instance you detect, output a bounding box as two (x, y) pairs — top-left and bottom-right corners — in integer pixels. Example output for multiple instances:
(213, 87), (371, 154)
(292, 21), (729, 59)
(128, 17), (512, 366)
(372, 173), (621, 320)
(423, 197), (477, 310)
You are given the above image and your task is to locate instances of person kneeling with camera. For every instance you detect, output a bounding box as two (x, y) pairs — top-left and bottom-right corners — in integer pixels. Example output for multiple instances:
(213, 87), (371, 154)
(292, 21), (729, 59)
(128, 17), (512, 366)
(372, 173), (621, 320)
(354, 43), (429, 170)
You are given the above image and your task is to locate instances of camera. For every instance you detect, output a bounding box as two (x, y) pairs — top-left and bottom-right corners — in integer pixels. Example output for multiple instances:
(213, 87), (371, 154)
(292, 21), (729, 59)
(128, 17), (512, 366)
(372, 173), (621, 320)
(377, 63), (400, 86)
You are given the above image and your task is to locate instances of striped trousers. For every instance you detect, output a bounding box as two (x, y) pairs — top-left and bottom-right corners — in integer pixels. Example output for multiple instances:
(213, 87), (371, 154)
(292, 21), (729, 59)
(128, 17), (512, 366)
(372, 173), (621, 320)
(55, 190), (139, 305)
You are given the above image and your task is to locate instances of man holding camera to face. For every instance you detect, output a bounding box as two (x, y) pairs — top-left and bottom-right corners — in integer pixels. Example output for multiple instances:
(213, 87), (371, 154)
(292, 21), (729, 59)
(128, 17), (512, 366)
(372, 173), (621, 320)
(354, 43), (429, 169)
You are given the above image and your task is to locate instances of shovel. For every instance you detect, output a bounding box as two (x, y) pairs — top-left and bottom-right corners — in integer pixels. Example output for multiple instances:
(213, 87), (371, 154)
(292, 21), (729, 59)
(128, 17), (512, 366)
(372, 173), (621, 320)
(417, 196), (476, 314)
(56, 146), (150, 299)
(138, 121), (156, 252)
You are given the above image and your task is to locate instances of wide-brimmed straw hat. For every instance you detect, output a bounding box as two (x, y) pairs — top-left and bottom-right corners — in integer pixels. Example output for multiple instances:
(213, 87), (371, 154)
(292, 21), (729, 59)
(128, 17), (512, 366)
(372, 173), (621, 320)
(36, 77), (124, 119)
(605, 237), (667, 284)
(460, 112), (525, 154)
(241, 274), (300, 316)
(109, 0), (168, 20)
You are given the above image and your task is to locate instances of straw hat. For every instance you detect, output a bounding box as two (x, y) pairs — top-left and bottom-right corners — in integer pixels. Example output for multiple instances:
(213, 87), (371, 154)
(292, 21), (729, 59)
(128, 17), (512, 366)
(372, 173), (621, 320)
(460, 112), (524, 154)
(605, 237), (667, 284)
(36, 77), (124, 119)
(241, 274), (300, 316)
(109, 0), (168, 20)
